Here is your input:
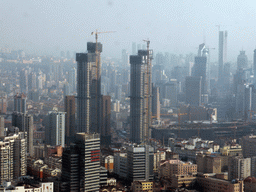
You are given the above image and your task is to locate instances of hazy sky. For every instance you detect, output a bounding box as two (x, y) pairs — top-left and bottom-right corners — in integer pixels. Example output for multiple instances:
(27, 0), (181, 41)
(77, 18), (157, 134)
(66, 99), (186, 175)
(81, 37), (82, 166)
(1, 0), (256, 61)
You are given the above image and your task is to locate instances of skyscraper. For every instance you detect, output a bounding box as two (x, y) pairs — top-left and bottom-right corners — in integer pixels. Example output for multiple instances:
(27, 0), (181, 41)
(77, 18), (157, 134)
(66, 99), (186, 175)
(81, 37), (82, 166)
(76, 42), (102, 133)
(192, 56), (207, 95)
(20, 69), (28, 94)
(45, 111), (65, 147)
(0, 130), (26, 184)
(218, 31), (228, 89)
(185, 76), (202, 106)
(237, 50), (248, 70)
(64, 96), (76, 144)
(101, 95), (111, 147)
(14, 93), (26, 113)
(130, 49), (153, 144)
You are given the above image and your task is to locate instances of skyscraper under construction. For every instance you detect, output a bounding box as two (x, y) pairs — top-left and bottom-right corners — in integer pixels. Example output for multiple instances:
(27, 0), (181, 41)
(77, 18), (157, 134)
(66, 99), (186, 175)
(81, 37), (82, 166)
(130, 48), (153, 144)
(76, 42), (102, 133)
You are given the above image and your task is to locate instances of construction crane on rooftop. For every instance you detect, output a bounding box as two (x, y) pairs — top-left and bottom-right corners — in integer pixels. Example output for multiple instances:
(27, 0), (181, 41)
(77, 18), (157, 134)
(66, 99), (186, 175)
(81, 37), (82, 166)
(91, 29), (115, 132)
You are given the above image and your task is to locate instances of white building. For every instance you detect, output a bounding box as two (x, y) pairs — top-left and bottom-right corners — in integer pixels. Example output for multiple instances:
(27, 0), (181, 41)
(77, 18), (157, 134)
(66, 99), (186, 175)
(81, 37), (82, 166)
(0, 182), (53, 192)
(46, 111), (65, 147)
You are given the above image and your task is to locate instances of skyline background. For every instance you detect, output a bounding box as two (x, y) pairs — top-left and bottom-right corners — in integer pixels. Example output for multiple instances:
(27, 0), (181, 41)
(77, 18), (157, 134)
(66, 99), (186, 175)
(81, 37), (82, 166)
(1, 0), (256, 61)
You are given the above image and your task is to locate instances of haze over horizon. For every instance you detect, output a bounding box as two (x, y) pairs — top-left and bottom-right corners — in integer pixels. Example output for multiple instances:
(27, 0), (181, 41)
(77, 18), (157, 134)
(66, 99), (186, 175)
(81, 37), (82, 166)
(1, 0), (256, 62)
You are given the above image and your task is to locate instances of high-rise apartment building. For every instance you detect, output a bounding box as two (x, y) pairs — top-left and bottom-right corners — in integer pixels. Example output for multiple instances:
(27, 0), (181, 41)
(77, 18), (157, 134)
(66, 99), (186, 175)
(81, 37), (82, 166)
(127, 145), (154, 181)
(0, 130), (26, 184)
(228, 155), (251, 180)
(45, 111), (65, 147)
(64, 95), (76, 144)
(237, 50), (248, 70)
(242, 135), (256, 158)
(130, 49), (153, 144)
(76, 42), (102, 133)
(62, 133), (100, 191)
(12, 112), (33, 156)
(185, 76), (202, 106)
(14, 93), (26, 113)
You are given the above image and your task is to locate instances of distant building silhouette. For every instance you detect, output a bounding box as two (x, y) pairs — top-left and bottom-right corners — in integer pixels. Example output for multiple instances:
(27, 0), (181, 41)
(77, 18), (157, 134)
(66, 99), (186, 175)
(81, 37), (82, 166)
(185, 76), (202, 106)
(237, 50), (248, 70)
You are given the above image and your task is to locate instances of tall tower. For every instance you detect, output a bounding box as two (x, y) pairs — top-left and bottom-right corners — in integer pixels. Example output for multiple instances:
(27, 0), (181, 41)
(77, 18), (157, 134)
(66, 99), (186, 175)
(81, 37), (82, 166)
(193, 56), (207, 95)
(20, 69), (28, 94)
(218, 31), (228, 88)
(130, 48), (153, 144)
(185, 76), (202, 106)
(101, 95), (111, 147)
(76, 42), (102, 133)
(64, 95), (76, 144)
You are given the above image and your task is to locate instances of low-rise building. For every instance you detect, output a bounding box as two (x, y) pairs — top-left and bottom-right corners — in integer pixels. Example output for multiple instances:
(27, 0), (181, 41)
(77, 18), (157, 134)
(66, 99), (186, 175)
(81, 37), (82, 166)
(244, 176), (256, 192)
(197, 173), (243, 192)
(113, 152), (127, 178)
(159, 160), (197, 179)
(196, 154), (221, 174)
(0, 181), (54, 192)
(131, 181), (153, 192)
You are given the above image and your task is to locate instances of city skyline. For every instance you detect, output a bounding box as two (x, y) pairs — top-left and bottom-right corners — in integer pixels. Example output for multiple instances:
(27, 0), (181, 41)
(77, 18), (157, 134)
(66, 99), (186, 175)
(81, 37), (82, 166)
(1, 1), (256, 61)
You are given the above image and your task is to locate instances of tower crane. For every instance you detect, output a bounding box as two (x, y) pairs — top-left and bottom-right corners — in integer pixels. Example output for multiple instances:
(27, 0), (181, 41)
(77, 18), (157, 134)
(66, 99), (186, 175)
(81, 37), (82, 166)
(91, 30), (115, 131)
